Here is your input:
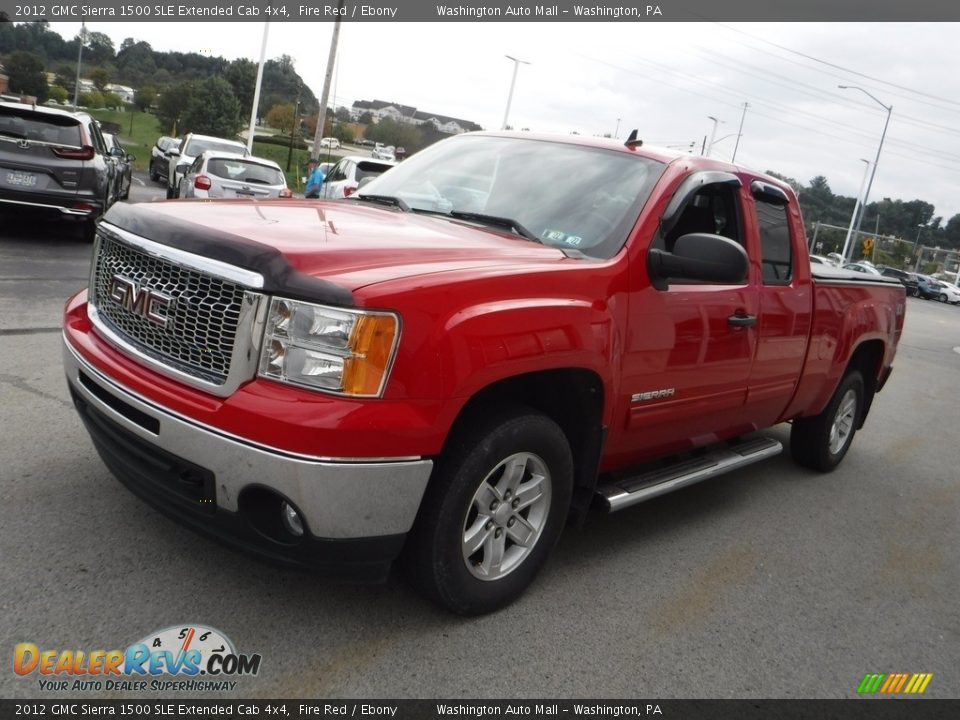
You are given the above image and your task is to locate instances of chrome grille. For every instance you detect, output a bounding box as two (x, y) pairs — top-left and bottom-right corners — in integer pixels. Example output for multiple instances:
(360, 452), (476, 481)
(91, 231), (248, 384)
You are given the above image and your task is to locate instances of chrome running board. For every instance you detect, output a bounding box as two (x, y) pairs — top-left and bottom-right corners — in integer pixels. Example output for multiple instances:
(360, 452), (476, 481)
(596, 436), (783, 512)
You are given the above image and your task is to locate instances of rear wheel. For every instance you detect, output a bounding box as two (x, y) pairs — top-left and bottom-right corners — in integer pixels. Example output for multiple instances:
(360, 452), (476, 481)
(403, 407), (573, 615)
(790, 370), (864, 472)
(149, 160), (159, 182)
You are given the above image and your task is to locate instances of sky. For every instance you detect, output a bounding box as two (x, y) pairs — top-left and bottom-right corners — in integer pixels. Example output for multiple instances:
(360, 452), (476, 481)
(45, 20), (960, 226)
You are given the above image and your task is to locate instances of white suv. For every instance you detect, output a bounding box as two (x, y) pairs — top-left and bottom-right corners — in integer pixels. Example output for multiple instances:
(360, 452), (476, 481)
(166, 133), (248, 198)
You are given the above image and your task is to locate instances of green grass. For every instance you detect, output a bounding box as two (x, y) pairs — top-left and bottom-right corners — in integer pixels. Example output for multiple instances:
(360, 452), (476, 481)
(88, 108), (163, 173)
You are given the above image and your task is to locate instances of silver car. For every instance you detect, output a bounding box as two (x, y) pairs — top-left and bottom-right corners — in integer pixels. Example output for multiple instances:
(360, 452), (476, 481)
(178, 151), (291, 200)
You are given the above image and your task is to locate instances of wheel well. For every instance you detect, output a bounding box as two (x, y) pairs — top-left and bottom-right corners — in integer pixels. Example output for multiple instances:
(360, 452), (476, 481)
(446, 369), (605, 523)
(847, 340), (884, 428)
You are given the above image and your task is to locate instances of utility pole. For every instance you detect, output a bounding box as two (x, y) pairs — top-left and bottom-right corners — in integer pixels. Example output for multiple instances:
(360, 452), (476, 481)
(312, 0), (344, 161)
(73, 21), (86, 109)
(246, 22), (270, 154)
(731, 103), (748, 163)
(287, 86), (302, 172)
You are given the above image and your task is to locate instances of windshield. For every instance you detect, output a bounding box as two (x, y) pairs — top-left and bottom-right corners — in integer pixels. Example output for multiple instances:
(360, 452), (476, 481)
(358, 135), (665, 259)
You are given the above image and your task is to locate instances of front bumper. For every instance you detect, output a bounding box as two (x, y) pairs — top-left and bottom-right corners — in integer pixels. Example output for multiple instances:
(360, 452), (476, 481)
(63, 335), (433, 581)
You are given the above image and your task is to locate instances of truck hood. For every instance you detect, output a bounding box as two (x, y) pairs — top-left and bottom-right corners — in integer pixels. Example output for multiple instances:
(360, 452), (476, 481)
(104, 199), (567, 295)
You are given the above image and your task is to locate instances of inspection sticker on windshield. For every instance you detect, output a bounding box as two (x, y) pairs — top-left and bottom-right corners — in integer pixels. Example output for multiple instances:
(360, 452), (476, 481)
(542, 228), (583, 246)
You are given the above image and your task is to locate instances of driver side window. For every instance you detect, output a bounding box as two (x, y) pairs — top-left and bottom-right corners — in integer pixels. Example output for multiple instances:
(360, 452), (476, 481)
(662, 184), (743, 251)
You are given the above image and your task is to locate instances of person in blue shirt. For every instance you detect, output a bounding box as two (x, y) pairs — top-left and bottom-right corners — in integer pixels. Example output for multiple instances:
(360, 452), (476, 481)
(304, 158), (325, 198)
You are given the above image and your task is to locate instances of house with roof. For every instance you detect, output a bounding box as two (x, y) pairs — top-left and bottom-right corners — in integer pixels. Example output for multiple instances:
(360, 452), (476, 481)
(351, 99), (480, 134)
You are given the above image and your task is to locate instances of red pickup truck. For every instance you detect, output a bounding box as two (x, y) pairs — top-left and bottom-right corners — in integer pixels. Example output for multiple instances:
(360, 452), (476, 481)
(63, 132), (905, 614)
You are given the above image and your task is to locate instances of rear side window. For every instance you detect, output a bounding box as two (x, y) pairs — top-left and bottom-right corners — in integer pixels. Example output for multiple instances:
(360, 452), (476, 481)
(206, 159), (284, 185)
(756, 200), (793, 284)
(186, 139), (247, 156)
(356, 161), (393, 180)
(0, 107), (81, 146)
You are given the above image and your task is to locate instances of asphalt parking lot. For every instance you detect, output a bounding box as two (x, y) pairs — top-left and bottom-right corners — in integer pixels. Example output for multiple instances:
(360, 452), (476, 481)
(1, 191), (958, 700)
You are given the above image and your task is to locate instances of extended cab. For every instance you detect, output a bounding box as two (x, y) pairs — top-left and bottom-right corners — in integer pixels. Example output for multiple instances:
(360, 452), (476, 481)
(63, 132), (905, 614)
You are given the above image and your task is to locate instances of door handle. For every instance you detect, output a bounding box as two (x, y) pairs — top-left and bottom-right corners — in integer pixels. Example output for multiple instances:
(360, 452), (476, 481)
(727, 312), (757, 328)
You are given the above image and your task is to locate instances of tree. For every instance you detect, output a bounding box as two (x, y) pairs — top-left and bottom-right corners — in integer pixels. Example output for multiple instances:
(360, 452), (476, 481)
(331, 122), (354, 144)
(85, 31), (115, 65)
(4, 50), (48, 101)
(358, 111), (374, 124)
(47, 85), (69, 104)
(265, 103), (296, 134)
(334, 106), (351, 122)
(225, 59), (257, 119)
(90, 67), (112, 92)
(134, 84), (157, 112)
(156, 86), (190, 134)
(180, 76), (242, 137)
(364, 118), (424, 151)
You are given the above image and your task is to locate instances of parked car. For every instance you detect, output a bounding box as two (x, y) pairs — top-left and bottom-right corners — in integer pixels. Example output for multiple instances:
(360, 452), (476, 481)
(320, 155), (395, 199)
(354, 138), (375, 147)
(0, 100), (113, 241)
(935, 283), (960, 304)
(915, 274), (943, 300)
(149, 136), (180, 183)
(844, 262), (882, 275)
(166, 133), (248, 199)
(809, 254), (830, 265)
(319, 137), (341, 149)
(102, 132), (135, 202)
(877, 266), (919, 296)
(64, 131), (906, 614)
(371, 143), (396, 161)
(178, 151), (291, 199)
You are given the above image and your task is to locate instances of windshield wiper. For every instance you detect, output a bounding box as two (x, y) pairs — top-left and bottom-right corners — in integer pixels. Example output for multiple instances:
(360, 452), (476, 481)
(448, 211), (542, 244)
(352, 194), (410, 211)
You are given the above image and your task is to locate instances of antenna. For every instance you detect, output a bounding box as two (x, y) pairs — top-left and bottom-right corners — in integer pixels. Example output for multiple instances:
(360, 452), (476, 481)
(624, 129), (642, 148)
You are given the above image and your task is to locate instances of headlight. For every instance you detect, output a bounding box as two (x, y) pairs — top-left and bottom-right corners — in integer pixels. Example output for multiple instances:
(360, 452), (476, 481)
(258, 298), (399, 397)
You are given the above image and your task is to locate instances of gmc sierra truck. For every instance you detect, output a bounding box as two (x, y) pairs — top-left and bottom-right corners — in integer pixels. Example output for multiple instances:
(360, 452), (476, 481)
(63, 132), (905, 614)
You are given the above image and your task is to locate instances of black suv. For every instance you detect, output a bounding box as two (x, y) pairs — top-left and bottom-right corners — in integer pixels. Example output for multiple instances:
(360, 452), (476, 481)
(877, 266), (919, 296)
(0, 101), (113, 240)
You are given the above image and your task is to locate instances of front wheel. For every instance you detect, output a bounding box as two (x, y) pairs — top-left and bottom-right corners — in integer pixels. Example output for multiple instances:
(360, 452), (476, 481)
(939, 293), (948, 303)
(790, 370), (864, 472)
(403, 408), (573, 615)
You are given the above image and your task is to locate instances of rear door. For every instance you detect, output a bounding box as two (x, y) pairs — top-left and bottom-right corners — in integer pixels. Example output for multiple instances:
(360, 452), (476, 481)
(743, 180), (813, 427)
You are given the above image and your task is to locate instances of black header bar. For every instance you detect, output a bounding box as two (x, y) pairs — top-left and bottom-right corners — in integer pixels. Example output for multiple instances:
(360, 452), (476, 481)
(1, 0), (959, 22)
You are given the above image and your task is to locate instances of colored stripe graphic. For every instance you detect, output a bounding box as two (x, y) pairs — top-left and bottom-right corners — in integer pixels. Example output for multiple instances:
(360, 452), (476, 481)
(857, 672), (932, 694)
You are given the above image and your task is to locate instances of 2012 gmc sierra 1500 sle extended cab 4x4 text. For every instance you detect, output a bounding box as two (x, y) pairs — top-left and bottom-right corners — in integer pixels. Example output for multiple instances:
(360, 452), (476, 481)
(63, 131), (905, 614)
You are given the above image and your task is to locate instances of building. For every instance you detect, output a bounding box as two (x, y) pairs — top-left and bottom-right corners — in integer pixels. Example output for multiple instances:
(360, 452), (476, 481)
(351, 99), (480, 134)
(105, 84), (135, 104)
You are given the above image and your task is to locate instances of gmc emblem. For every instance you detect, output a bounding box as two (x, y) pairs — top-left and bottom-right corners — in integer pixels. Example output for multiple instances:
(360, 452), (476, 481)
(108, 275), (173, 328)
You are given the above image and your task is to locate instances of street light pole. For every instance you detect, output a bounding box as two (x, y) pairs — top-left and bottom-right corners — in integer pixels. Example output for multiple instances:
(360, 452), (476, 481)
(73, 21), (86, 109)
(912, 223), (927, 272)
(840, 159), (871, 262)
(705, 115), (723, 156)
(502, 55), (530, 131)
(614, 118), (621, 139)
(731, 103), (748, 162)
(839, 85), (892, 261)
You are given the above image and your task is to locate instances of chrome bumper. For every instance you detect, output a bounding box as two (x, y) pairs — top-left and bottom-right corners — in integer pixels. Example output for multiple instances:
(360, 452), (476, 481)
(63, 335), (433, 540)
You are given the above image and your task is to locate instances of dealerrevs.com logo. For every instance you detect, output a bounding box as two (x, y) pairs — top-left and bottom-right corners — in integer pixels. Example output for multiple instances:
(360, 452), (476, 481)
(14, 625), (261, 693)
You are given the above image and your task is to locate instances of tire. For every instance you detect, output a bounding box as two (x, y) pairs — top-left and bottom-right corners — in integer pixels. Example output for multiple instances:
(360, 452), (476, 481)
(149, 160), (159, 182)
(790, 370), (864, 472)
(403, 407), (573, 615)
(166, 184), (175, 200)
(938, 293), (948, 303)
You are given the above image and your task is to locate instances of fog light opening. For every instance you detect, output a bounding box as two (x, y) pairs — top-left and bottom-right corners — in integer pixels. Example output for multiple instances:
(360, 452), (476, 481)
(281, 501), (304, 537)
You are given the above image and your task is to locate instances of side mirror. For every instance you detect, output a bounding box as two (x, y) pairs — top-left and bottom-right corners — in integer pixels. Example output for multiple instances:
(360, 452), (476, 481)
(648, 233), (748, 290)
(126, 154), (136, 162)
